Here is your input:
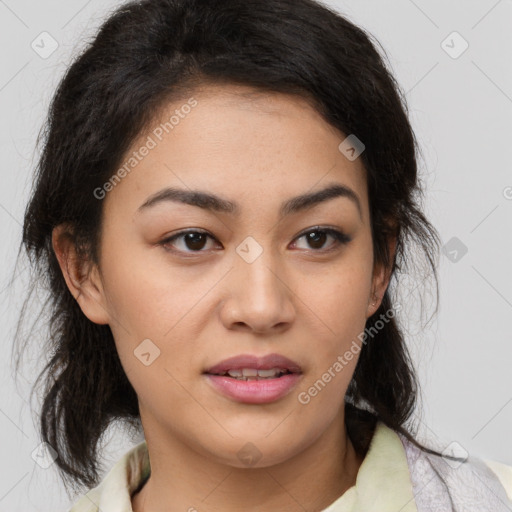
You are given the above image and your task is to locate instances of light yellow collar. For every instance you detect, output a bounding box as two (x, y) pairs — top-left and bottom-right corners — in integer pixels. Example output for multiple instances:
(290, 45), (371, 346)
(323, 421), (417, 511)
(70, 421), (417, 512)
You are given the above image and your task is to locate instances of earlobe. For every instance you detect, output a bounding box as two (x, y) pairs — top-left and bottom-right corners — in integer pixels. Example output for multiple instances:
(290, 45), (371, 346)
(51, 224), (110, 325)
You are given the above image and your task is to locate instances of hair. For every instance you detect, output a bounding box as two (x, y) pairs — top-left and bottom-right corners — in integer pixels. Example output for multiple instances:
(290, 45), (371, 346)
(13, 0), (459, 496)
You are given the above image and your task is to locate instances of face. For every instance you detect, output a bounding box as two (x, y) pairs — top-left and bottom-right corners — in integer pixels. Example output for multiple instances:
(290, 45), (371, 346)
(57, 83), (392, 468)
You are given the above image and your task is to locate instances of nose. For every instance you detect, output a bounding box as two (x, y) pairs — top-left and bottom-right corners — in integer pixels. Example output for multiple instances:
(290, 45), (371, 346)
(219, 245), (296, 334)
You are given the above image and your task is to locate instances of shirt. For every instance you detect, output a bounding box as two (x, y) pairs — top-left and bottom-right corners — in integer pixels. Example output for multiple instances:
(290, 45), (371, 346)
(68, 421), (512, 512)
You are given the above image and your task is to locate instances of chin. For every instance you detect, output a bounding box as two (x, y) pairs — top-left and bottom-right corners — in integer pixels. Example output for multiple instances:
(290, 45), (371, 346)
(199, 429), (310, 470)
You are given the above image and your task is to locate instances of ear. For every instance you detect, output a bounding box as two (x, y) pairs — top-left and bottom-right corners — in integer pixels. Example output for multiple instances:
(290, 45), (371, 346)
(366, 233), (397, 318)
(52, 224), (110, 325)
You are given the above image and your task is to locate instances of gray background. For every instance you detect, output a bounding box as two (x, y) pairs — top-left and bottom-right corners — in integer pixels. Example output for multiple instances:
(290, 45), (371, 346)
(1, 0), (511, 509)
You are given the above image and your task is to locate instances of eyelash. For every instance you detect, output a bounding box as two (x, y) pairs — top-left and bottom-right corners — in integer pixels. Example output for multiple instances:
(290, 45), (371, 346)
(159, 226), (352, 256)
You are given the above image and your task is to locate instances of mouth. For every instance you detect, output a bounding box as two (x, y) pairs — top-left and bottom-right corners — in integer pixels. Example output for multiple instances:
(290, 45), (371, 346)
(203, 353), (303, 404)
(203, 352), (302, 378)
(206, 367), (297, 381)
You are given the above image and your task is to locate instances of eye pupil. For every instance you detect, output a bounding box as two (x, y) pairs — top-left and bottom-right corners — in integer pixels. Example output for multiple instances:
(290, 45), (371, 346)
(185, 232), (207, 250)
(307, 231), (327, 249)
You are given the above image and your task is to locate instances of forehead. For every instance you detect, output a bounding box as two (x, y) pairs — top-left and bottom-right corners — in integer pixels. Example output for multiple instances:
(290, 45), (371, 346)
(103, 83), (369, 221)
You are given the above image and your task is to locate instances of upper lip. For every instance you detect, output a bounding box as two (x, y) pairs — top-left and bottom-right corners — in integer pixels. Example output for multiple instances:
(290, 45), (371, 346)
(204, 353), (302, 375)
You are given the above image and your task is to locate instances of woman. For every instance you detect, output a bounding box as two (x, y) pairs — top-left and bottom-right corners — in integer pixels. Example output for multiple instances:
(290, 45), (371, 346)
(16, 0), (512, 510)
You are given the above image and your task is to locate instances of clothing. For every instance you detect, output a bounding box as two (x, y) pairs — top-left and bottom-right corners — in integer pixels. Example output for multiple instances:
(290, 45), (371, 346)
(68, 421), (512, 512)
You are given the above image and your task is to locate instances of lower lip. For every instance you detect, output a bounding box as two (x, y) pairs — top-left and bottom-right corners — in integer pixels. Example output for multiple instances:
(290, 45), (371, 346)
(204, 373), (302, 404)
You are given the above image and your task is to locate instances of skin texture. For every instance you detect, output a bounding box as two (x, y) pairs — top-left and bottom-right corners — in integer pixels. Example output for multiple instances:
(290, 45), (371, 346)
(53, 84), (395, 512)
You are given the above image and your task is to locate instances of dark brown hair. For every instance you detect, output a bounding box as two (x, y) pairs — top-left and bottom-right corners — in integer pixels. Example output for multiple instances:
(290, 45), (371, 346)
(14, 0), (456, 495)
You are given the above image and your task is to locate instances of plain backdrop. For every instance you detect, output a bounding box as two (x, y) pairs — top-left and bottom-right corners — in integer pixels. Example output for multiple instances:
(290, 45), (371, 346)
(0, 0), (511, 510)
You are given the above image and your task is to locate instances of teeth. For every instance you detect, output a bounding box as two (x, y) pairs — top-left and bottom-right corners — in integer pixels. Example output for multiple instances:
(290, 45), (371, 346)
(225, 368), (286, 380)
(256, 369), (282, 378)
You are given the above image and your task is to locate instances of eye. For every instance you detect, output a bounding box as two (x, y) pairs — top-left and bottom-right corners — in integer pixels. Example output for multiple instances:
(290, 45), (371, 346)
(292, 226), (351, 252)
(159, 226), (351, 256)
(160, 229), (218, 254)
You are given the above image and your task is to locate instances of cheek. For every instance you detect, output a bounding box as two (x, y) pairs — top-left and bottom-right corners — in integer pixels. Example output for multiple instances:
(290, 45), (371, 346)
(96, 242), (199, 387)
(290, 256), (373, 403)
(99, 238), (205, 336)
(296, 257), (373, 340)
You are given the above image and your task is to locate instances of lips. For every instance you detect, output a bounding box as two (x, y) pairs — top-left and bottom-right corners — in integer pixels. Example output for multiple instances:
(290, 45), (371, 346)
(204, 353), (302, 376)
(203, 353), (303, 404)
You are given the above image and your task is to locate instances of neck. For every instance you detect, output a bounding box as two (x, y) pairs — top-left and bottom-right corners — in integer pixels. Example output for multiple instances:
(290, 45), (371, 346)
(132, 407), (363, 512)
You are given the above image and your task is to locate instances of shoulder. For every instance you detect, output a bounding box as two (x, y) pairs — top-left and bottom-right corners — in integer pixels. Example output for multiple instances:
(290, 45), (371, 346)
(68, 487), (102, 512)
(68, 440), (150, 512)
(398, 431), (512, 511)
(483, 458), (512, 501)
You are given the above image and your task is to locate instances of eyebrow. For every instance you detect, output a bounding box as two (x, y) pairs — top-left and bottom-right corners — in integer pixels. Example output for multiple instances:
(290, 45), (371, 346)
(137, 183), (362, 220)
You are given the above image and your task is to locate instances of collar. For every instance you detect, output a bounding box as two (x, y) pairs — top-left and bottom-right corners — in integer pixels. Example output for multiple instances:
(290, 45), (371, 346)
(324, 421), (417, 511)
(70, 421), (417, 512)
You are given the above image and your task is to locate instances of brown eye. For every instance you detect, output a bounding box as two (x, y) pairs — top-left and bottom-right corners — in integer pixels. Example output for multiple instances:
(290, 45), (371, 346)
(293, 227), (351, 252)
(305, 230), (328, 250)
(160, 230), (217, 253)
(184, 232), (209, 250)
